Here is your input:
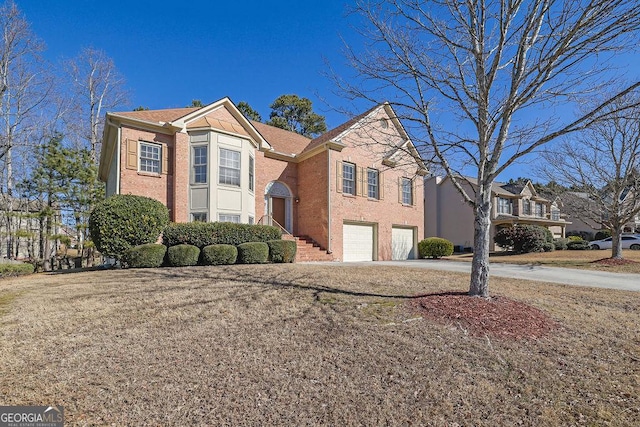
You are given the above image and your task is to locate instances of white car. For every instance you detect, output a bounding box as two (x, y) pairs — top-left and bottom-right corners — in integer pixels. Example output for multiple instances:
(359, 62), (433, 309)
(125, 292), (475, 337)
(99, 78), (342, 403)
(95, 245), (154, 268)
(588, 235), (640, 250)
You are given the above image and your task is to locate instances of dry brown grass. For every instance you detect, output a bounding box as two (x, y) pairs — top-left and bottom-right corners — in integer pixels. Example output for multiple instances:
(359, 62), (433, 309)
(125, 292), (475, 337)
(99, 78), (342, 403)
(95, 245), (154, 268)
(449, 250), (640, 273)
(1, 265), (639, 426)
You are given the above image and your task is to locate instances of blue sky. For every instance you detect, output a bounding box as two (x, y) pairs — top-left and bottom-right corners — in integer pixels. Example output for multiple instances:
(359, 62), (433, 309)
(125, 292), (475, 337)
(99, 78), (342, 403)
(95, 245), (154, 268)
(18, 0), (358, 128)
(16, 1), (640, 182)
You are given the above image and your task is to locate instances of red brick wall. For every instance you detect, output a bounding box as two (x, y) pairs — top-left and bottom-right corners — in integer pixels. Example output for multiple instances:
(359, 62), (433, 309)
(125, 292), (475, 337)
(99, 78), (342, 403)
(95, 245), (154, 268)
(329, 113), (424, 261)
(254, 151), (299, 227)
(119, 127), (179, 219)
(172, 132), (189, 222)
(297, 152), (330, 252)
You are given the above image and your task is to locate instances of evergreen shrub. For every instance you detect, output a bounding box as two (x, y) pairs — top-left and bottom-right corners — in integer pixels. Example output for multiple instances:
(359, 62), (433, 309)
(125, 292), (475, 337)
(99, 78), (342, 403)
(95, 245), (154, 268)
(237, 242), (269, 264)
(418, 237), (454, 259)
(163, 222), (281, 248)
(268, 240), (297, 263)
(167, 244), (200, 267)
(201, 244), (238, 266)
(494, 225), (548, 253)
(89, 194), (169, 260)
(124, 244), (167, 268)
(567, 240), (590, 250)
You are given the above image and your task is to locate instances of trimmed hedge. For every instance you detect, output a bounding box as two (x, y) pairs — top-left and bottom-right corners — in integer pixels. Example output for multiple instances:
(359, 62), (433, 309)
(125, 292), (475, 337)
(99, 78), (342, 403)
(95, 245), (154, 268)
(268, 240), (297, 263)
(201, 244), (238, 266)
(237, 242), (270, 264)
(89, 194), (169, 260)
(163, 222), (281, 248)
(124, 244), (167, 268)
(166, 244), (200, 267)
(0, 263), (35, 277)
(418, 237), (454, 259)
(567, 240), (590, 250)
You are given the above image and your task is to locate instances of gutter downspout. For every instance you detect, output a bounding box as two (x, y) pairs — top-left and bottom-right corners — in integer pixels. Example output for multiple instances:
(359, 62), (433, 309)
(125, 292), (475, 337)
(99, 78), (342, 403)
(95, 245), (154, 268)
(327, 146), (332, 254)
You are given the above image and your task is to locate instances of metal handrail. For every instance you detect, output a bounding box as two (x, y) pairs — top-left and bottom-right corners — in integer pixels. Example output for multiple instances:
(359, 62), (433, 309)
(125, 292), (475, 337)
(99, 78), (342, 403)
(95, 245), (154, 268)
(257, 215), (292, 237)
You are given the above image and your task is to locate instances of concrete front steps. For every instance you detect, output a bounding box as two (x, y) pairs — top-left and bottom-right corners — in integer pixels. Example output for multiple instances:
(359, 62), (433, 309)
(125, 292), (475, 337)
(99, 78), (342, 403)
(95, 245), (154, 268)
(282, 234), (332, 262)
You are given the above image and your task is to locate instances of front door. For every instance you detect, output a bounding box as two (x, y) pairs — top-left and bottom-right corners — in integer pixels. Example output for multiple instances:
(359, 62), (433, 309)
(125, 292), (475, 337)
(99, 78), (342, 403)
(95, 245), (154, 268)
(271, 197), (286, 228)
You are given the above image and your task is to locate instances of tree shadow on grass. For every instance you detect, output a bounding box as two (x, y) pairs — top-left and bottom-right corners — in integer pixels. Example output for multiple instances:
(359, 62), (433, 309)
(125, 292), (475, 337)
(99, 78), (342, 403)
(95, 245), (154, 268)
(136, 265), (468, 302)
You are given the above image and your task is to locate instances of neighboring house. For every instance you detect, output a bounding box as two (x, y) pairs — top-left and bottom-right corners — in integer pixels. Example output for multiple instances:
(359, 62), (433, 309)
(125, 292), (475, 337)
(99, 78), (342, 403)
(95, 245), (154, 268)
(0, 195), (61, 260)
(98, 97), (427, 261)
(424, 176), (569, 251)
(563, 190), (640, 236)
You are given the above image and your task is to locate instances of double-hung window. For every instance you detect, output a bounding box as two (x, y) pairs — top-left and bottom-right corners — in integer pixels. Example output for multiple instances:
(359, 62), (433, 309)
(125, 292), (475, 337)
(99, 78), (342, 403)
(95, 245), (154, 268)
(367, 168), (379, 199)
(342, 162), (356, 195)
(551, 209), (560, 221)
(140, 142), (161, 174)
(192, 146), (207, 184)
(219, 148), (241, 186)
(401, 178), (413, 205)
(522, 199), (531, 215)
(535, 203), (544, 217)
(497, 197), (512, 215)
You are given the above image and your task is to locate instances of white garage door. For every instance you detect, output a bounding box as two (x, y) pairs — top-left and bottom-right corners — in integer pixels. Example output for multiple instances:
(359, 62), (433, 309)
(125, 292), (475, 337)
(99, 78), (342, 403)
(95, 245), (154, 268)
(343, 223), (374, 262)
(392, 227), (415, 260)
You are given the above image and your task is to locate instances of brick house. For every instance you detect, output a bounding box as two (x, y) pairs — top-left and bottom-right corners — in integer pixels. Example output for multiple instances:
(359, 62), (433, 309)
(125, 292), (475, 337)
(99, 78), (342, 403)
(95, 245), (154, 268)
(98, 97), (427, 261)
(424, 176), (569, 251)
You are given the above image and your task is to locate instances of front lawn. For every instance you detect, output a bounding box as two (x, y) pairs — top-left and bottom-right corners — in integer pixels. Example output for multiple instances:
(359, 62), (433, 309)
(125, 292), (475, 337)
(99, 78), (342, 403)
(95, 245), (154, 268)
(1, 265), (638, 425)
(450, 249), (640, 273)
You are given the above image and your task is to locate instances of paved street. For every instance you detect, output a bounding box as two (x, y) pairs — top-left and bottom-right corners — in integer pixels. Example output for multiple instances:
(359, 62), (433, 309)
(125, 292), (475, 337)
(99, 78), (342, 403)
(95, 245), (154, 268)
(345, 259), (640, 292)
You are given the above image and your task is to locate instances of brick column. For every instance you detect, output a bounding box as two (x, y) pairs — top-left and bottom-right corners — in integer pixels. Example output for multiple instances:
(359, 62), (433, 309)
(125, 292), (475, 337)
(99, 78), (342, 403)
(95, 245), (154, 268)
(173, 132), (190, 222)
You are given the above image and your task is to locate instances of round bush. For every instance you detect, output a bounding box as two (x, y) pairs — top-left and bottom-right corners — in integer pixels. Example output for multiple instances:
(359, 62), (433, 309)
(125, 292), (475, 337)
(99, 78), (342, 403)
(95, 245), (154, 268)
(554, 238), (568, 250)
(124, 244), (167, 268)
(201, 244), (238, 266)
(237, 242), (269, 264)
(268, 240), (297, 263)
(494, 225), (548, 253)
(167, 244), (200, 267)
(89, 194), (169, 260)
(594, 230), (612, 240)
(418, 237), (454, 259)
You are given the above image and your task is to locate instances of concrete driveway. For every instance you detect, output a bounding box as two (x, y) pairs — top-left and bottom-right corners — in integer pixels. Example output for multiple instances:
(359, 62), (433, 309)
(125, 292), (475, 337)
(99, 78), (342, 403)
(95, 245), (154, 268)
(345, 259), (640, 292)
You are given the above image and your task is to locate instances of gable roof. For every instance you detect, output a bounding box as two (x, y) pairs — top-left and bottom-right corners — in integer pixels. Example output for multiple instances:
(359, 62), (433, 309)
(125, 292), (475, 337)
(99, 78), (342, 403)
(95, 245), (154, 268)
(251, 121), (311, 155)
(303, 106), (378, 153)
(107, 98), (270, 150)
(114, 107), (198, 124)
(441, 176), (551, 200)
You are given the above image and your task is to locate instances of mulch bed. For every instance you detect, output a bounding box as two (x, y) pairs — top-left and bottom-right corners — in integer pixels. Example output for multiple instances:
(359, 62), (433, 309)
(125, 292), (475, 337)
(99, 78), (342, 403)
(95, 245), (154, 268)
(592, 257), (639, 266)
(410, 292), (560, 341)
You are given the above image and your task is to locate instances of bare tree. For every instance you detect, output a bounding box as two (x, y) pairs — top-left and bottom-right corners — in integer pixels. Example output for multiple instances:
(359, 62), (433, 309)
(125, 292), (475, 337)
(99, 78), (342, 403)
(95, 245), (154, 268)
(339, 0), (640, 296)
(65, 47), (128, 162)
(0, 0), (52, 258)
(542, 95), (640, 259)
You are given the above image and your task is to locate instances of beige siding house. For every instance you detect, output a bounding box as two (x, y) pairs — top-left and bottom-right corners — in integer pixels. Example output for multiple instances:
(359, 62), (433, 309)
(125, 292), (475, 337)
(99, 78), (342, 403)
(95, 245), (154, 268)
(424, 176), (569, 251)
